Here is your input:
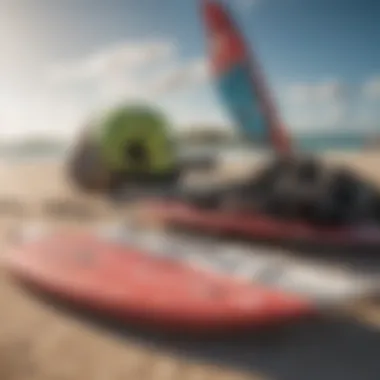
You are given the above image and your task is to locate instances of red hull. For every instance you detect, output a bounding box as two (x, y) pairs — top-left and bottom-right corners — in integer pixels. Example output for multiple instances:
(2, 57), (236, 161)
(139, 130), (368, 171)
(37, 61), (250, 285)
(148, 201), (380, 248)
(3, 230), (313, 332)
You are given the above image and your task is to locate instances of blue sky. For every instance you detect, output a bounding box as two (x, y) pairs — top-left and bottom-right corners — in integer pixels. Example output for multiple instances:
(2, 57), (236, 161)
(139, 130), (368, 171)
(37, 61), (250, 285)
(0, 0), (379, 139)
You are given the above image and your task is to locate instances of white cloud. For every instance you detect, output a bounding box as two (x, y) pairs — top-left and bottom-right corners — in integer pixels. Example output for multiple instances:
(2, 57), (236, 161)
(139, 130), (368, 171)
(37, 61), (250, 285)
(0, 38), (213, 139)
(49, 38), (210, 109)
(151, 58), (208, 94)
(284, 77), (380, 131)
(49, 39), (177, 85)
(284, 104), (345, 130)
(7, 29), (378, 140)
(284, 80), (348, 130)
(287, 80), (345, 104)
(363, 76), (380, 100)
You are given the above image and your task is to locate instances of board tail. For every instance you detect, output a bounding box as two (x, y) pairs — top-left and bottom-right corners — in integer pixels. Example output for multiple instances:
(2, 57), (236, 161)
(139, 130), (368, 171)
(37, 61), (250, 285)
(201, 0), (292, 155)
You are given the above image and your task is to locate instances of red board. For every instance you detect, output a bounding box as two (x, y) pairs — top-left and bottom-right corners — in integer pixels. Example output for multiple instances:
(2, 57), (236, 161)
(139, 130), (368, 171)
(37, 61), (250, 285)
(147, 201), (380, 248)
(3, 228), (315, 332)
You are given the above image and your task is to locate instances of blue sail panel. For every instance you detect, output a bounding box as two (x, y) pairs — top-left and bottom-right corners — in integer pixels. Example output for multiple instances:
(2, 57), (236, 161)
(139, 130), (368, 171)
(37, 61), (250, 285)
(217, 62), (269, 145)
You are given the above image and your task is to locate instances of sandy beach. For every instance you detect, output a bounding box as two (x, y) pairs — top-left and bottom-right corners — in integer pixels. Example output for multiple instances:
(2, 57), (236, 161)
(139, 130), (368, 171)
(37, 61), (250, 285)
(1, 152), (380, 380)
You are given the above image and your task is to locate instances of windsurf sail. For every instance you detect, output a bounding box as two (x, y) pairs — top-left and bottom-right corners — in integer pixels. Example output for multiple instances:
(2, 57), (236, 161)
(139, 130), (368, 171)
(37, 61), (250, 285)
(201, 0), (292, 155)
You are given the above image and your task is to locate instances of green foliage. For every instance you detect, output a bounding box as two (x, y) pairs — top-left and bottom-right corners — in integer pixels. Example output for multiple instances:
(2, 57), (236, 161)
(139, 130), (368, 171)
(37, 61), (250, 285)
(94, 104), (176, 173)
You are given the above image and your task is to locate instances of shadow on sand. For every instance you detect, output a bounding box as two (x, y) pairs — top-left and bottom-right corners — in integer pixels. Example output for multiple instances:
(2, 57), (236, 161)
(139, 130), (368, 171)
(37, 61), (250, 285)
(17, 282), (380, 380)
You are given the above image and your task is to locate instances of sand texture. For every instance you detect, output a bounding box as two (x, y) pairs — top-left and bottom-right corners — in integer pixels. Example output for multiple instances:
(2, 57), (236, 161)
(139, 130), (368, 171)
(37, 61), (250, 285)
(0, 153), (380, 380)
